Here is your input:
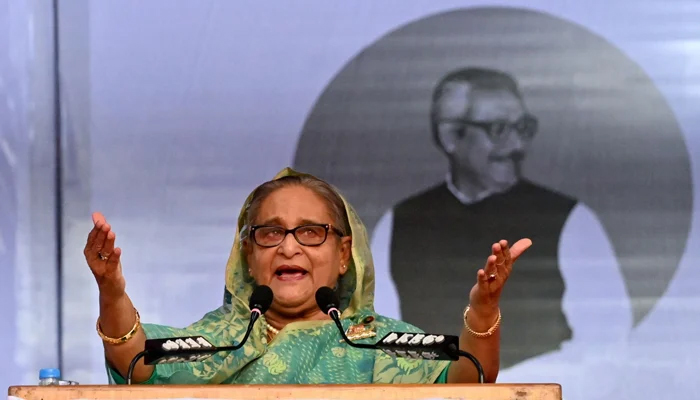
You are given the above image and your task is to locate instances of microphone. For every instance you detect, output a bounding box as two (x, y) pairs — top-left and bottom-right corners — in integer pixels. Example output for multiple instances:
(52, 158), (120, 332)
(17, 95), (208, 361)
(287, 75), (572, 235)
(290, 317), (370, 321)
(125, 285), (273, 384)
(315, 286), (485, 383)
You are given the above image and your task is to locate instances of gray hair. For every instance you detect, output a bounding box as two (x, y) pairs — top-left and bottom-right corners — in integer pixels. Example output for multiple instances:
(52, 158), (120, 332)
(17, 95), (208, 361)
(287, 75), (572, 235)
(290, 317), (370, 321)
(240, 175), (351, 245)
(430, 67), (523, 150)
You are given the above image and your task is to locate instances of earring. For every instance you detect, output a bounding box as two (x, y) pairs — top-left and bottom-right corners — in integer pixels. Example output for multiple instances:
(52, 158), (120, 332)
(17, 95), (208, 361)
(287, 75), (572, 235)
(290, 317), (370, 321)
(248, 268), (252, 275)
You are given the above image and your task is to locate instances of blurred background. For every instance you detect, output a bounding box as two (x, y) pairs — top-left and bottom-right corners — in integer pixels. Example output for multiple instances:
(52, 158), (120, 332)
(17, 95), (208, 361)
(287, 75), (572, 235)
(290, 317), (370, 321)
(1, 1), (698, 399)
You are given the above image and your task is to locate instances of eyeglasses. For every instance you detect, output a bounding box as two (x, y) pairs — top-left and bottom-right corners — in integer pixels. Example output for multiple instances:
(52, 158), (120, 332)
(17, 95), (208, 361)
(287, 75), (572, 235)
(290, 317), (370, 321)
(439, 114), (538, 144)
(249, 224), (345, 248)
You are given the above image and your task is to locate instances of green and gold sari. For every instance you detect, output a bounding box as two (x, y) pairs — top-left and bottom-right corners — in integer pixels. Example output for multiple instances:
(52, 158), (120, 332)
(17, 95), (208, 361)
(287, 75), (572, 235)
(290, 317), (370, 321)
(108, 168), (450, 384)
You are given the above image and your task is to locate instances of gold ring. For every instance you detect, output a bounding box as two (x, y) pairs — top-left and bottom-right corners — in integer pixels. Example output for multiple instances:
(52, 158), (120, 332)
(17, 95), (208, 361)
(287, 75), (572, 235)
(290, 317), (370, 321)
(98, 252), (108, 261)
(488, 274), (497, 281)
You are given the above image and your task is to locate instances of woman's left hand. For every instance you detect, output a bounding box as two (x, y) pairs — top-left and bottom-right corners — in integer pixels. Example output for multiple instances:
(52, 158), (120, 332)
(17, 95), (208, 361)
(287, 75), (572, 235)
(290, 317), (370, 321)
(468, 239), (532, 319)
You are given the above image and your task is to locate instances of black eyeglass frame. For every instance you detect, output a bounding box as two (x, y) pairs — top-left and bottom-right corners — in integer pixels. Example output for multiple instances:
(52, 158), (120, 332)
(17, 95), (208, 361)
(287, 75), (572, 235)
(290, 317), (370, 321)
(438, 113), (538, 144)
(249, 224), (345, 248)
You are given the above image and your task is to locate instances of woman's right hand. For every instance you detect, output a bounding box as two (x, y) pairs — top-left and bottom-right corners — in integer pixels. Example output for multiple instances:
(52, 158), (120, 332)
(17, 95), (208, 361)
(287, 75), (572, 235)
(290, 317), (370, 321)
(84, 212), (126, 298)
(86, 213), (151, 382)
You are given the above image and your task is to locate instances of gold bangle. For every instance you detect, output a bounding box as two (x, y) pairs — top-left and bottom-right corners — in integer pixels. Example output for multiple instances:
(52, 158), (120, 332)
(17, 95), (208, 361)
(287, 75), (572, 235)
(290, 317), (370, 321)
(463, 305), (501, 338)
(96, 309), (141, 345)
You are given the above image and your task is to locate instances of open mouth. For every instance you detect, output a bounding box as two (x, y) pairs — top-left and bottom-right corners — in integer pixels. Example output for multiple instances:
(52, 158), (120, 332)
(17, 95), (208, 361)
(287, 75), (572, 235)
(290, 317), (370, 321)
(274, 265), (308, 281)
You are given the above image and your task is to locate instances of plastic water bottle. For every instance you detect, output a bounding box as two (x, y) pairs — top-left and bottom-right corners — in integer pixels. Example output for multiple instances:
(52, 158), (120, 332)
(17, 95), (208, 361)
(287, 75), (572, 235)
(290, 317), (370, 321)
(38, 368), (79, 385)
(38, 368), (61, 385)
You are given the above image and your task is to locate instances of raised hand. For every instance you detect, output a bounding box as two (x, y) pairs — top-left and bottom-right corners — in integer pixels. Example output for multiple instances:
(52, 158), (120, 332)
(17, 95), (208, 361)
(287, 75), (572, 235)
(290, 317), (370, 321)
(468, 238), (532, 317)
(84, 212), (125, 297)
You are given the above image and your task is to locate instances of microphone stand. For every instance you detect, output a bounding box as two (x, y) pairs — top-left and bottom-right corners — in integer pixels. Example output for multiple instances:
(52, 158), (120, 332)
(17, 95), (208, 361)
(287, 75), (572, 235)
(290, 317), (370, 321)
(328, 309), (375, 350)
(125, 309), (262, 384)
(327, 308), (485, 384)
(451, 345), (485, 384)
(125, 350), (149, 385)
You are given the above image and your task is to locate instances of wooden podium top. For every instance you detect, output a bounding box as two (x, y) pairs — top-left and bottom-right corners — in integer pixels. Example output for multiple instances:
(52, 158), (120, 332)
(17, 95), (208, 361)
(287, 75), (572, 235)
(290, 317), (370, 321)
(9, 384), (561, 400)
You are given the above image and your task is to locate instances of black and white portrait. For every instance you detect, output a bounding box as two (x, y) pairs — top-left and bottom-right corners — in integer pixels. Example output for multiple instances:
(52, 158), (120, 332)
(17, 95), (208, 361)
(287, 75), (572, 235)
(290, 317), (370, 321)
(370, 66), (630, 368)
(294, 6), (692, 374)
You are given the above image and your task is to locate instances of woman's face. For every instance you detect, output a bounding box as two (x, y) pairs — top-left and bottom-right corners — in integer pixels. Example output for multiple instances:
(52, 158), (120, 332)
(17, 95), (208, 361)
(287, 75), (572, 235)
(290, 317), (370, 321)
(246, 185), (352, 315)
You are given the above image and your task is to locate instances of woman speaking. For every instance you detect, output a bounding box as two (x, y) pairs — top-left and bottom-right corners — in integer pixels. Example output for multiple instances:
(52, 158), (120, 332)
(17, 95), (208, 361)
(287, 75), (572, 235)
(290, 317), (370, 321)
(84, 168), (531, 384)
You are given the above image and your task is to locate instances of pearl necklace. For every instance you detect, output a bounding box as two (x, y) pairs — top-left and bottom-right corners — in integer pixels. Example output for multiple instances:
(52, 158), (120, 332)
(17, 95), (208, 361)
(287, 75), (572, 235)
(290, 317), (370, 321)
(264, 321), (279, 335)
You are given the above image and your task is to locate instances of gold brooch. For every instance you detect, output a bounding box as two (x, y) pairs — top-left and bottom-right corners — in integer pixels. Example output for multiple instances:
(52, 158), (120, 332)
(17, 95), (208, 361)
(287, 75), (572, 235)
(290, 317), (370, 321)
(341, 316), (377, 342)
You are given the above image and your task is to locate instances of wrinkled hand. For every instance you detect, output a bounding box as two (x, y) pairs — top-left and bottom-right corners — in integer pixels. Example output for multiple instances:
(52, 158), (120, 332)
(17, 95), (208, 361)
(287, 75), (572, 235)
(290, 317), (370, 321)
(468, 239), (532, 318)
(84, 212), (125, 297)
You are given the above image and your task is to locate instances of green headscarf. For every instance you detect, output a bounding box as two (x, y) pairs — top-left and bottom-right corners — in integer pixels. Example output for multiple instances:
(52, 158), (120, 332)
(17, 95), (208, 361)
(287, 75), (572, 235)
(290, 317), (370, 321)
(226, 167), (375, 321)
(108, 168), (450, 384)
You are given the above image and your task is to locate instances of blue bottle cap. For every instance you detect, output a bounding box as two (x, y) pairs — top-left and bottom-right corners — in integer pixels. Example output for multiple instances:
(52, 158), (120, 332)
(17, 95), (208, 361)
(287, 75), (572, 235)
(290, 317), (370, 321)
(39, 368), (61, 379)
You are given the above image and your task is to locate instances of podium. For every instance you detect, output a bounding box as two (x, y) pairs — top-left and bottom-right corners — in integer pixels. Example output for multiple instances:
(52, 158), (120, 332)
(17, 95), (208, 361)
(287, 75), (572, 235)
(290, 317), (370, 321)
(9, 384), (561, 400)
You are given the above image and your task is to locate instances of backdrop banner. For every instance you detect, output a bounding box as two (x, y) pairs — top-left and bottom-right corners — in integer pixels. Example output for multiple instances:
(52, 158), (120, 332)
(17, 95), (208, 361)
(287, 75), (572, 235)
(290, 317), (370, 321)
(2, 1), (699, 399)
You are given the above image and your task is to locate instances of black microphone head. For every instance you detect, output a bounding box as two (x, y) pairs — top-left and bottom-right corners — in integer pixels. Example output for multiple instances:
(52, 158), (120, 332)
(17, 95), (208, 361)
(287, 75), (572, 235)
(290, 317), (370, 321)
(249, 285), (273, 314)
(315, 286), (340, 315)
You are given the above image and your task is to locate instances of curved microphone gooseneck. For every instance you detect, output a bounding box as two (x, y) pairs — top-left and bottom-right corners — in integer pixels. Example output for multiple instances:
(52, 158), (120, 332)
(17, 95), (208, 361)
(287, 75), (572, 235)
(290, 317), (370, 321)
(125, 349), (149, 385)
(452, 346), (485, 384)
(125, 285), (274, 384)
(315, 286), (485, 384)
(315, 287), (375, 350)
